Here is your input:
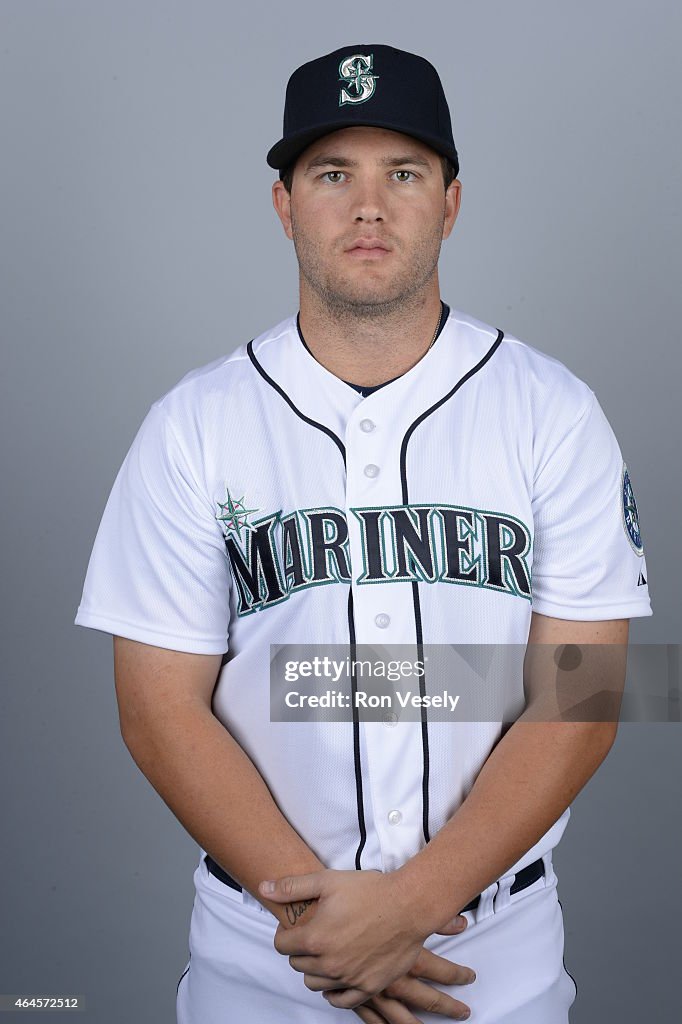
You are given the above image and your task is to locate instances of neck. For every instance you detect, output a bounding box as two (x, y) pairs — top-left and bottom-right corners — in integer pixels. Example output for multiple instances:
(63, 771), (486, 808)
(297, 281), (444, 387)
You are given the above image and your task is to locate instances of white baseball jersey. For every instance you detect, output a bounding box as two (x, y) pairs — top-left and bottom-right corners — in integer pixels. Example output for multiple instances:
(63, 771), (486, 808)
(74, 304), (652, 879)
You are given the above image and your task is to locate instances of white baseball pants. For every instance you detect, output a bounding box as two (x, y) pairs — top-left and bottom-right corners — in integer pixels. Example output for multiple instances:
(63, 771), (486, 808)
(176, 851), (577, 1023)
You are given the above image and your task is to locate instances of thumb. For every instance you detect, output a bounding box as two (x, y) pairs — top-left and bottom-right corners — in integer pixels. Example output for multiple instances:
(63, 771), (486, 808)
(258, 870), (326, 903)
(436, 914), (469, 936)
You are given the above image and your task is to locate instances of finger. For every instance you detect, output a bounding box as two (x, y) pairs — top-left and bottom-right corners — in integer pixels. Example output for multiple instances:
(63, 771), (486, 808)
(299, 969), (346, 991)
(384, 976), (472, 1020)
(274, 926), (323, 957)
(323, 988), (370, 1010)
(288, 955), (329, 977)
(368, 992), (424, 1024)
(435, 915), (469, 935)
(259, 870), (325, 903)
(409, 948), (477, 987)
(353, 1003), (389, 1024)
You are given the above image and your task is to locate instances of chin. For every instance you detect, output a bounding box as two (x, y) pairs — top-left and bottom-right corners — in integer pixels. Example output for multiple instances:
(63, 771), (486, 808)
(333, 278), (402, 301)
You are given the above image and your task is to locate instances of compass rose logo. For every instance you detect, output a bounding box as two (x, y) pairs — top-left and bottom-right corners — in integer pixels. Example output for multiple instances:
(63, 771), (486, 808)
(338, 53), (379, 107)
(215, 487), (260, 542)
(621, 463), (643, 555)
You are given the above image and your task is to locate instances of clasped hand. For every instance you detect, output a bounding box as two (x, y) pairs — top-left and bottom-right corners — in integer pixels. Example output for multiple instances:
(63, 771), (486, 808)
(259, 867), (475, 1016)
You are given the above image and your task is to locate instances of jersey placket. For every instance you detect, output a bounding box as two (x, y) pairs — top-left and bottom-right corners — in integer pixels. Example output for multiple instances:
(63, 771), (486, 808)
(344, 392), (427, 872)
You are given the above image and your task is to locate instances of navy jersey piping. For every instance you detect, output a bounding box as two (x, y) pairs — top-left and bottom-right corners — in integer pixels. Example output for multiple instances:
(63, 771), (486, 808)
(246, 339), (368, 868)
(398, 328), (505, 844)
(176, 956), (191, 995)
(557, 896), (579, 1003)
(247, 340), (346, 465)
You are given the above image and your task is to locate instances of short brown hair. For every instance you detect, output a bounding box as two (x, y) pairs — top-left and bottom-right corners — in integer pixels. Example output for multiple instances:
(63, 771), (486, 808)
(279, 153), (457, 193)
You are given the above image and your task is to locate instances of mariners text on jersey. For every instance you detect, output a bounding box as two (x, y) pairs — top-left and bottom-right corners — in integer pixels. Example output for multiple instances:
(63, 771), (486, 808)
(218, 499), (532, 616)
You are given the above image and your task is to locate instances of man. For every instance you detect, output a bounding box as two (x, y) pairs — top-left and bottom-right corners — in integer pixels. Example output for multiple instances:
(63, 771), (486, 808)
(74, 43), (652, 1023)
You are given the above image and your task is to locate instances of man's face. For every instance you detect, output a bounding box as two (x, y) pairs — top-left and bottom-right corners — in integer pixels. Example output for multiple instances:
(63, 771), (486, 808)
(272, 126), (461, 317)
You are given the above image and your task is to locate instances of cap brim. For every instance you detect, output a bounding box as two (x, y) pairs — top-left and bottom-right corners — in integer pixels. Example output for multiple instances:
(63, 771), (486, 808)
(266, 119), (458, 171)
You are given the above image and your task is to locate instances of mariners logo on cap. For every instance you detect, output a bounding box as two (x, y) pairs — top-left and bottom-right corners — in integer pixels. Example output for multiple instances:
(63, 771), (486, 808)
(338, 53), (379, 107)
(621, 463), (643, 554)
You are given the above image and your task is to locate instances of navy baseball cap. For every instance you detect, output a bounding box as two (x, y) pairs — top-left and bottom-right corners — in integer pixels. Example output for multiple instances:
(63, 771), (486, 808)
(266, 44), (459, 176)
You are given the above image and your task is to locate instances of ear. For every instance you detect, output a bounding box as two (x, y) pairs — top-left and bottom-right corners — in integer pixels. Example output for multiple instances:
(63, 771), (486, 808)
(272, 179), (294, 240)
(442, 178), (462, 241)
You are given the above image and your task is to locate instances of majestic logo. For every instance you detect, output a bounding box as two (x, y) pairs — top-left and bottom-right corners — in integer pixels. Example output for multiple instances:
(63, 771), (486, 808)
(621, 463), (644, 555)
(338, 53), (379, 106)
(217, 501), (532, 617)
(215, 487), (260, 543)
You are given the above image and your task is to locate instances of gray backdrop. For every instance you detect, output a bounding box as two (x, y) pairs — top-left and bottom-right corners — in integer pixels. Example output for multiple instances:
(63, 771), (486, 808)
(1, 1), (679, 1021)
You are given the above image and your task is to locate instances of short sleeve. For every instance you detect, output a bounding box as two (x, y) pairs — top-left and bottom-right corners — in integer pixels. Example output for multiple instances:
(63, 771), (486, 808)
(530, 390), (652, 620)
(74, 399), (232, 653)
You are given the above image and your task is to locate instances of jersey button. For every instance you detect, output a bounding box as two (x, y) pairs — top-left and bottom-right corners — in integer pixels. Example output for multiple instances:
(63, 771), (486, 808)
(360, 418), (376, 433)
(387, 809), (402, 826)
(364, 463), (380, 478)
(383, 711), (399, 727)
(374, 613), (390, 628)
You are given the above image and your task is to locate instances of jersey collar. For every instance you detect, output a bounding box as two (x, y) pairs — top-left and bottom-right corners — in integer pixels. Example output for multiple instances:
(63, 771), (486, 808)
(249, 307), (500, 442)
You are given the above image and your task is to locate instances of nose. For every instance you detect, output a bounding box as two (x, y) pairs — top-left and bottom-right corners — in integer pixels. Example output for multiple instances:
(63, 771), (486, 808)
(351, 176), (386, 223)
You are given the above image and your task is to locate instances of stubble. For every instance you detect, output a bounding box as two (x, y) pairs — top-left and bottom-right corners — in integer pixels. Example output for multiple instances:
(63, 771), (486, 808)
(290, 203), (446, 324)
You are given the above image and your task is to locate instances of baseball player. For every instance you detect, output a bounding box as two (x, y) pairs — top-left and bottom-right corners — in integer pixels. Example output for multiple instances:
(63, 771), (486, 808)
(74, 43), (652, 1024)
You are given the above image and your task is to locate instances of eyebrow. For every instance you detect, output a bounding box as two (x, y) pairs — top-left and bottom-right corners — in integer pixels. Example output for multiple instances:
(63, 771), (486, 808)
(304, 153), (433, 173)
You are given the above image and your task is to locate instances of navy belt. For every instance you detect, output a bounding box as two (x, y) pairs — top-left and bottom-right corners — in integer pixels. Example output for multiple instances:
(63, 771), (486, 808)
(204, 854), (545, 913)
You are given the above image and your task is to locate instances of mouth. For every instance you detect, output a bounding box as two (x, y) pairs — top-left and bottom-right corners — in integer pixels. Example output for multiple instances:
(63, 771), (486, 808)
(345, 242), (392, 260)
(346, 248), (391, 260)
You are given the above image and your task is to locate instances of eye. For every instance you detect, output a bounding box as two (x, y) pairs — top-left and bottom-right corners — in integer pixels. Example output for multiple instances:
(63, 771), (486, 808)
(392, 170), (417, 183)
(321, 171), (347, 184)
